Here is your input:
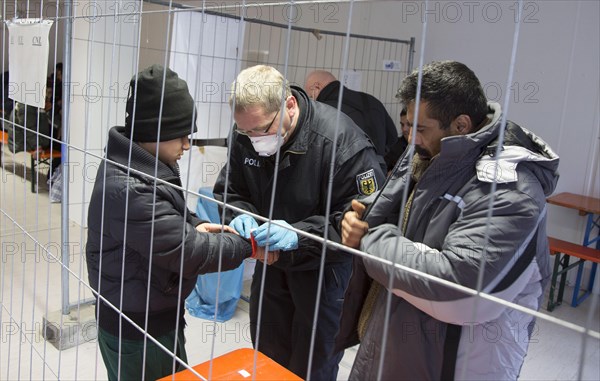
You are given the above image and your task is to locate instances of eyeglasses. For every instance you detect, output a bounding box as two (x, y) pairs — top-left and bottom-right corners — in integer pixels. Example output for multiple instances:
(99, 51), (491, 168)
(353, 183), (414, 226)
(235, 109), (280, 136)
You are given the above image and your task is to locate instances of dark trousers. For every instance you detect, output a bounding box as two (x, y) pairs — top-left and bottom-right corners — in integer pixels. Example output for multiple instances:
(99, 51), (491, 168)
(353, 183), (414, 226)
(250, 260), (351, 381)
(97, 327), (187, 381)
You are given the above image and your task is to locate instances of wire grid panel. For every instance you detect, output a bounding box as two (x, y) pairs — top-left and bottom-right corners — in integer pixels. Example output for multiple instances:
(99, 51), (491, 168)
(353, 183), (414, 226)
(0, 2), (91, 381)
(242, 19), (412, 126)
(0, 1), (599, 381)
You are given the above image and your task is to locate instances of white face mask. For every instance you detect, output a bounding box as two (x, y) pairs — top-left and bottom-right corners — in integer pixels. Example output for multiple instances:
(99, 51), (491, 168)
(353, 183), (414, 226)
(249, 133), (286, 157)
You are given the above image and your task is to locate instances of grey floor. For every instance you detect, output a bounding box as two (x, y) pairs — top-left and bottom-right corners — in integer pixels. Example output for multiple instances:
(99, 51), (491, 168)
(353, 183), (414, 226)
(1, 154), (599, 380)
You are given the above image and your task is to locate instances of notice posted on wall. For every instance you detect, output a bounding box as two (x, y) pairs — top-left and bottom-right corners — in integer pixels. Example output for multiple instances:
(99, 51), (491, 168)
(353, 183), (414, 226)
(382, 60), (402, 72)
(7, 19), (54, 109)
(341, 70), (362, 92)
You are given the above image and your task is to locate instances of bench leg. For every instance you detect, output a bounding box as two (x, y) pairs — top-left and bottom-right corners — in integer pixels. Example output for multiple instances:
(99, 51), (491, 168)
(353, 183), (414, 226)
(571, 261), (597, 307)
(547, 254), (564, 312)
(589, 262), (599, 296)
(556, 254), (570, 306)
(31, 153), (36, 192)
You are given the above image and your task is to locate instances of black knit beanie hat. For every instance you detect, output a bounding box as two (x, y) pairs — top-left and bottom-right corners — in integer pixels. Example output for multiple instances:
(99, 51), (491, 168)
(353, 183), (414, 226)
(125, 64), (197, 142)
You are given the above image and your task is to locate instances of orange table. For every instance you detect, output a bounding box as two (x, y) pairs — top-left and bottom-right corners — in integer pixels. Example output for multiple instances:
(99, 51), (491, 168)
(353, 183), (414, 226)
(157, 348), (302, 381)
(547, 192), (600, 306)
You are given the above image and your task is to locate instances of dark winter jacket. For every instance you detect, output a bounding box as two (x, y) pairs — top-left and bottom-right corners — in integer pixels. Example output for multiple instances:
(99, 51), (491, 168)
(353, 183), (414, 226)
(336, 102), (559, 380)
(86, 126), (252, 339)
(213, 87), (384, 271)
(317, 81), (398, 171)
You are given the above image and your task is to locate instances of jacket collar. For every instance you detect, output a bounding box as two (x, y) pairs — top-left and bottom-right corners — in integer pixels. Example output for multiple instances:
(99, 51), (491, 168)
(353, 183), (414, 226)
(436, 102), (503, 163)
(472, 103), (559, 194)
(280, 86), (311, 155)
(411, 102), (558, 195)
(106, 126), (181, 184)
(317, 80), (342, 102)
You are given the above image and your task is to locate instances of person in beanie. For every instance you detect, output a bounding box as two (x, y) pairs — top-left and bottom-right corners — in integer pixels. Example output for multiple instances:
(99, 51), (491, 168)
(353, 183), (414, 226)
(86, 64), (258, 381)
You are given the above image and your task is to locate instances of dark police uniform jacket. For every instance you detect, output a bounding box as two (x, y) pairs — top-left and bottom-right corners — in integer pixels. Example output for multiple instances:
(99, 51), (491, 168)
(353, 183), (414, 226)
(214, 87), (384, 271)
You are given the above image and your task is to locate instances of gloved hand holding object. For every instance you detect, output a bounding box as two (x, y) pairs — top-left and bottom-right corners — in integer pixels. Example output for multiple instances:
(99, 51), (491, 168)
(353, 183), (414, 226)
(229, 214), (258, 239)
(250, 233), (280, 265)
(253, 220), (298, 251)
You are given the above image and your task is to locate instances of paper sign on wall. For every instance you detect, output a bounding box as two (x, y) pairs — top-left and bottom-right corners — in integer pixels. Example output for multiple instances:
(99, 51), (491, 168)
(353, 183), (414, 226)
(342, 70), (362, 92)
(383, 60), (402, 72)
(7, 19), (54, 109)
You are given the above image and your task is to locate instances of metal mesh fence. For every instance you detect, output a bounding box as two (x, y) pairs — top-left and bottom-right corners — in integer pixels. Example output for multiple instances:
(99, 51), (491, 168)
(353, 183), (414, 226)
(0, 1), (598, 380)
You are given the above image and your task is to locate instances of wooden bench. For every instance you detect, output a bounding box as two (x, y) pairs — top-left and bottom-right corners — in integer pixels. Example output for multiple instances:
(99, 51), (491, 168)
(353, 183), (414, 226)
(547, 236), (600, 311)
(0, 131), (62, 191)
(28, 147), (61, 192)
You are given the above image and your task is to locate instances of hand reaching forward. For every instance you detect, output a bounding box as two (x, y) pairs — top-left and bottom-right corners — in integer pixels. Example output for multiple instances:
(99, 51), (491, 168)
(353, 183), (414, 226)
(341, 199), (369, 249)
(196, 223), (239, 234)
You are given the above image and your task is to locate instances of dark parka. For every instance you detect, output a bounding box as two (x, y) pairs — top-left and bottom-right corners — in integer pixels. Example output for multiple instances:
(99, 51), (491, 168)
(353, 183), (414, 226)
(86, 126), (252, 339)
(317, 80), (398, 172)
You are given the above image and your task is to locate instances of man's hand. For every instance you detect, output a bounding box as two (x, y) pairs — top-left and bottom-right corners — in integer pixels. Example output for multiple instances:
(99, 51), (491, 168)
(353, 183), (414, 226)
(341, 199), (369, 249)
(254, 246), (280, 265)
(196, 223), (238, 234)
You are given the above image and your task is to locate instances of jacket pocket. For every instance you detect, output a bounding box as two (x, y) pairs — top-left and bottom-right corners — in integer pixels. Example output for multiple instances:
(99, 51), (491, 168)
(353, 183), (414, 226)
(324, 264), (351, 303)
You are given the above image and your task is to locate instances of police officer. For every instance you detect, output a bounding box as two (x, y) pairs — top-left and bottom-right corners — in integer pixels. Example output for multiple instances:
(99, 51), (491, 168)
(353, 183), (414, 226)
(213, 65), (384, 380)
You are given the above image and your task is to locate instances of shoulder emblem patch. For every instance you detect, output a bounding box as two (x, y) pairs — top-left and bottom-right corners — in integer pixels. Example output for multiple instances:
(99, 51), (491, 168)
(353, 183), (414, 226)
(356, 169), (378, 196)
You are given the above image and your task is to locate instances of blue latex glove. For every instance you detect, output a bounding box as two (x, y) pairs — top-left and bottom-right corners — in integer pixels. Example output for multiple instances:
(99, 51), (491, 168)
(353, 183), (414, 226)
(253, 220), (298, 251)
(229, 214), (258, 239)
